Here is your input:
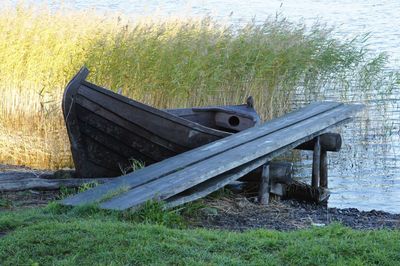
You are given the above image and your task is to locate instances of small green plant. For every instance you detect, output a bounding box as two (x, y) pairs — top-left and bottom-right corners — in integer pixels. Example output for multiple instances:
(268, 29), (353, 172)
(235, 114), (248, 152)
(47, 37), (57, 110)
(77, 181), (98, 193)
(99, 185), (131, 203)
(58, 181), (99, 199)
(120, 200), (186, 228)
(119, 159), (145, 175)
(0, 197), (12, 209)
(58, 186), (76, 199)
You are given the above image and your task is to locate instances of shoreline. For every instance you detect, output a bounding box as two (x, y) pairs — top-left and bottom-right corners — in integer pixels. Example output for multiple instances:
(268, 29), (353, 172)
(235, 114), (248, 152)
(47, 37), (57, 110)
(1, 189), (399, 231)
(1, 164), (399, 231)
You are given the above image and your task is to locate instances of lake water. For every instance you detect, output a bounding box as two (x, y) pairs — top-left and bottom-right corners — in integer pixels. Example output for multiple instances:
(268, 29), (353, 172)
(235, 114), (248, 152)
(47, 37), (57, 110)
(23, 0), (400, 213)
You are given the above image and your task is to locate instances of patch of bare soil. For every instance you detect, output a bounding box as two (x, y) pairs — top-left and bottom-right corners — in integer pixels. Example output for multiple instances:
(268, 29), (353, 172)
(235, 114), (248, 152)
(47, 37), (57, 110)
(195, 196), (400, 231)
(0, 190), (60, 211)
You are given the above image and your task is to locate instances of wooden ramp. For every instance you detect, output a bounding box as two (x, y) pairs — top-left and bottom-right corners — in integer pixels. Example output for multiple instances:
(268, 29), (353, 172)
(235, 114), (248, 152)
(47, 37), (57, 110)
(61, 101), (363, 210)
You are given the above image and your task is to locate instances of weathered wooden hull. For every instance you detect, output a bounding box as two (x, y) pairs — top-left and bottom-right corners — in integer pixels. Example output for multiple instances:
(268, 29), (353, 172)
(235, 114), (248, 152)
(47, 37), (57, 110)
(62, 67), (261, 178)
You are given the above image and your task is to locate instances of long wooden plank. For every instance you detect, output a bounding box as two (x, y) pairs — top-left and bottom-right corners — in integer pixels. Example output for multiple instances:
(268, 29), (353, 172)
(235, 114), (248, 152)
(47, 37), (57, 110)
(165, 156), (269, 208)
(99, 104), (362, 210)
(0, 172), (112, 191)
(61, 101), (344, 206)
(165, 144), (299, 208)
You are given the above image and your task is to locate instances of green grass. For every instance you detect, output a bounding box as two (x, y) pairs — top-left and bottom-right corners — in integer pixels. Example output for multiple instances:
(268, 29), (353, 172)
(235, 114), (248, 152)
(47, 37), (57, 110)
(0, 204), (399, 265)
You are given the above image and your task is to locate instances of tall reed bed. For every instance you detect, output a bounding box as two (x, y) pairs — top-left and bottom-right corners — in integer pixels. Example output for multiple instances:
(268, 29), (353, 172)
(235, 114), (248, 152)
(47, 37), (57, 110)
(0, 4), (392, 169)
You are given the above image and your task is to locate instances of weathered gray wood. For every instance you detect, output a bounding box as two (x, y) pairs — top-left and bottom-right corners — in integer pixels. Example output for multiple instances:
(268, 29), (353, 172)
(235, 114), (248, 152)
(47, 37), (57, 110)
(62, 68), (94, 177)
(258, 164), (271, 205)
(239, 161), (292, 183)
(312, 136), (321, 188)
(0, 171), (112, 191)
(295, 133), (341, 152)
(0, 171), (52, 182)
(320, 150), (328, 188)
(270, 183), (285, 197)
(165, 131), (320, 208)
(62, 101), (345, 206)
(165, 156), (268, 208)
(96, 104), (362, 210)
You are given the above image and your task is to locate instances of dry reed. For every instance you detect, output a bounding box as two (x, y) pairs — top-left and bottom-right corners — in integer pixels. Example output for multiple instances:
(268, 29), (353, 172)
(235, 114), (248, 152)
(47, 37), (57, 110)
(0, 4), (390, 169)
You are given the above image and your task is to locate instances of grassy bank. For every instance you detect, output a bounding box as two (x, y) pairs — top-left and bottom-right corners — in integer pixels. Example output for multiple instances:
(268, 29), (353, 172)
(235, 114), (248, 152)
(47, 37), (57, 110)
(0, 204), (399, 265)
(0, 3), (394, 169)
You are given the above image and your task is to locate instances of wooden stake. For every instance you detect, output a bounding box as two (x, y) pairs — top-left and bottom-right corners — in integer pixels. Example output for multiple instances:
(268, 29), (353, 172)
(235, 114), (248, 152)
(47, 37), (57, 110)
(312, 136), (321, 188)
(320, 150), (328, 188)
(258, 163), (271, 205)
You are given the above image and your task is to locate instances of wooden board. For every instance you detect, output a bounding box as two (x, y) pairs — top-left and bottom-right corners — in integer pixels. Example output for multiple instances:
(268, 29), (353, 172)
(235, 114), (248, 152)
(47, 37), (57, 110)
(62, 102), (363, 210)
(0, 171), (112, 191)
(62, 101), (344, 206)
(239, 161), (293, 183)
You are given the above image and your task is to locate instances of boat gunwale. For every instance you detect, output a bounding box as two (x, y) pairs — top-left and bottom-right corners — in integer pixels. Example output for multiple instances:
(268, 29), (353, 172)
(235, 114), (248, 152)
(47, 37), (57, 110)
(80, 79), (248, 138)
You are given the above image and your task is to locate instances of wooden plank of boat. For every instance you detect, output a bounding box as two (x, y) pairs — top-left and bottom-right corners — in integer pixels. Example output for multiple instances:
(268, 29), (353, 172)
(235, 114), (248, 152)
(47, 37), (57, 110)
(63, 67), (261, 178)
(62, 102), (363, 209)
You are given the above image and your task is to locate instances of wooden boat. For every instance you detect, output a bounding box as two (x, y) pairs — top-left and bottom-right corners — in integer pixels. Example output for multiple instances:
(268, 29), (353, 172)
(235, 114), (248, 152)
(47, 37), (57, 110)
(63, 67), (261, 178)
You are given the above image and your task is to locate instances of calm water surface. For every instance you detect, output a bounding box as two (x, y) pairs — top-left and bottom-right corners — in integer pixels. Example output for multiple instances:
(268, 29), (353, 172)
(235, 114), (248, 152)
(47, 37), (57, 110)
(25, 0), (400, 212)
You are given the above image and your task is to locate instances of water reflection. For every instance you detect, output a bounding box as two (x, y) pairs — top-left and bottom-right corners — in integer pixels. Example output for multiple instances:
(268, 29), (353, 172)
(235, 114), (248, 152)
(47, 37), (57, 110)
(293, 83), (400, 212)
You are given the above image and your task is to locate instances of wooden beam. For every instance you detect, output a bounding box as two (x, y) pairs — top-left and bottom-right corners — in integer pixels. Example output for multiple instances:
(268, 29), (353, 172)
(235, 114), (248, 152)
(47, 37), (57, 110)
(312, 136), (321, 188)
(0, 171), (112, 192)
(239, 161), (292, 183)
(295, 133), (341, 152)
(258, 164), (271, 205)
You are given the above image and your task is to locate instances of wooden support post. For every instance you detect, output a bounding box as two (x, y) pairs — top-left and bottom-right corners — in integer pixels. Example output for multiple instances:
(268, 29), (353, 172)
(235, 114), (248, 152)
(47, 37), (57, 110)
(258, 163), (270, 205)
(320, 150), (328, 188)
(311, 136), (321, 188)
